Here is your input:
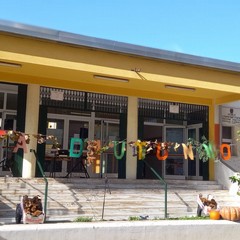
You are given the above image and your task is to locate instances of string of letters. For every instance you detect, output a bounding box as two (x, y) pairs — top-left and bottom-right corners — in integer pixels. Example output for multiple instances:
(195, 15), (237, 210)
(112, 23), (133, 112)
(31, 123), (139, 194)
(0, 130), (233, 162)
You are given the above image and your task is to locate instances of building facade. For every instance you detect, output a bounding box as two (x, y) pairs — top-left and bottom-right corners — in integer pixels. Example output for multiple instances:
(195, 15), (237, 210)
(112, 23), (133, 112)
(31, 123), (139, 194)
(1, 20), (240, 181)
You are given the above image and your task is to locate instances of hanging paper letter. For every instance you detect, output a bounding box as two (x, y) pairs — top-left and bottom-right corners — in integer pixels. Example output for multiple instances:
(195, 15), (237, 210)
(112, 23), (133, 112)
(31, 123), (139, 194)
(13, 134), (28, 153)
(156, 143), (168, 160)
(69, 138), (83, 158)
(182, 144), (194, 160)
(220, 144), (231, 161)
(202, 143), (215, 159)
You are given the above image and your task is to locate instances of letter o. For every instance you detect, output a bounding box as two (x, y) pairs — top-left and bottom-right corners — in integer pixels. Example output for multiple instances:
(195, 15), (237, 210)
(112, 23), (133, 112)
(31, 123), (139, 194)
(156, 144), (168, 160)
(220, 144), (231, 161)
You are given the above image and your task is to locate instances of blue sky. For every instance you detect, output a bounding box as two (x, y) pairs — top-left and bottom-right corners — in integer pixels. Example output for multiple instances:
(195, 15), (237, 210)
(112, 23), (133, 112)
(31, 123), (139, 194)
(1, 0), (240, 63)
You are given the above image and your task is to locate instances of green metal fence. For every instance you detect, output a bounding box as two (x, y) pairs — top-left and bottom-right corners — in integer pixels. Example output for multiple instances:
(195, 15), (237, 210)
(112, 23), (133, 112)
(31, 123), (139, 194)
(143, 159), (168, 219)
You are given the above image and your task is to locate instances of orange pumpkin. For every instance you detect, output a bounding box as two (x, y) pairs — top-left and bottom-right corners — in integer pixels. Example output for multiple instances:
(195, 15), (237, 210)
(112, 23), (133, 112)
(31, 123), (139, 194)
(220, 207), (240, 221)
(209, 210), (220, 220)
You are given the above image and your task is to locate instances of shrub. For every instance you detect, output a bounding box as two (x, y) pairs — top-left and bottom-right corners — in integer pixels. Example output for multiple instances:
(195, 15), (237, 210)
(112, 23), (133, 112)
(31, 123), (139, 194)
(128, 216), (141, 221)
(74, 216), (93, 222)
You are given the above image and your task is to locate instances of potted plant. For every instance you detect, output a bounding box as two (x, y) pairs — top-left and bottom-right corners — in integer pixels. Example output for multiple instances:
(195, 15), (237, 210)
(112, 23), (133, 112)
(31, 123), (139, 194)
(229, 173), (240, 196)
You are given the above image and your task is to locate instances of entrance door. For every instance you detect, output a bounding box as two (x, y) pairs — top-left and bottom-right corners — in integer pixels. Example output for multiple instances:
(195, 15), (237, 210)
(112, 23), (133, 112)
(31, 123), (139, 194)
(0, 112), (16, 175)
(164, 126), (186, 179)
(66, 119), (89, 176)
(187, 124), (203, 180)
(95, 120), (119, 177)
(143, 123), (163, 179)
(46, 114), (91, 177)
(163, 125), (203, 179)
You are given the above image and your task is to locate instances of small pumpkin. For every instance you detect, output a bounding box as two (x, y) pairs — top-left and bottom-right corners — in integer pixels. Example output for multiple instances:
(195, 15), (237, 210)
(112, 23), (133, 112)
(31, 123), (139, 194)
(209, 210), (220, 220)
(220, 207), (240, 221)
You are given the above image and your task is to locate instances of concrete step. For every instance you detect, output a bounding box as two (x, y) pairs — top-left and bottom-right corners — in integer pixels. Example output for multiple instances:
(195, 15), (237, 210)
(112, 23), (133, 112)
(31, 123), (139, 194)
(0, 177), (239, 224)
(0, 176), (221, 186)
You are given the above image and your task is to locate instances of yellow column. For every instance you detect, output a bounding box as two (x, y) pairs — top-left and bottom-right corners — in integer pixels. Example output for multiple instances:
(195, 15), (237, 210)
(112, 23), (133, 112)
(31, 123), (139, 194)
(22, 84), (40, 178)
(209, 103), (215, 180)
(126, 96), (138, 179)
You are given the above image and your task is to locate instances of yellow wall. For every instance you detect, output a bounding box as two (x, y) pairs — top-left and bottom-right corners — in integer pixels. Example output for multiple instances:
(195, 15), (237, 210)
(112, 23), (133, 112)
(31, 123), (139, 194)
(1, 33), (240, 107)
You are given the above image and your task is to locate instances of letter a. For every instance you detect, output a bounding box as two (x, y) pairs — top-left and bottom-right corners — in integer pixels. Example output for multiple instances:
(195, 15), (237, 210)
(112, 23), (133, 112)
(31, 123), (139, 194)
(13, 134), (28, 153)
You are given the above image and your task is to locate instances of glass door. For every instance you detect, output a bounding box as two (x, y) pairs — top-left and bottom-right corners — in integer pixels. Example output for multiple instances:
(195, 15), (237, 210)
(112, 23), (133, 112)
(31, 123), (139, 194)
(143, 123), (163, 179)
(95, 120), (119, 177)
(187, 124), (203, 180)
(67, 119), (89, 176)
(46, 114), (91, 177)
(45, 118), (65, 174)
(164, 126), (186, 179)
(0, 112), (17, 175)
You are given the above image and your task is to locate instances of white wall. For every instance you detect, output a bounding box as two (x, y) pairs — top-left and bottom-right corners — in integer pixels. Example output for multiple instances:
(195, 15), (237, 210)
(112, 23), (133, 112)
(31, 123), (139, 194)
(215, 160), (239, 195)
(1, 221), (240, 240)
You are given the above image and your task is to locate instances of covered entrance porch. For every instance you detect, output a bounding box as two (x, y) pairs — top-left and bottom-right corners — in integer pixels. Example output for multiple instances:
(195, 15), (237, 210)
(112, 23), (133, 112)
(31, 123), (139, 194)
(33, 87), (209, 180)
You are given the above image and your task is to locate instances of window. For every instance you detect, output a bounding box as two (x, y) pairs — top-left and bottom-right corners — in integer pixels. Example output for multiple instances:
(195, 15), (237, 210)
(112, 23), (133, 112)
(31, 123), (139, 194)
(222, 126), (232, 140)
(0, 93), (4, 109)
(6, 93), (17, 110)
(222, 126), (240, 157)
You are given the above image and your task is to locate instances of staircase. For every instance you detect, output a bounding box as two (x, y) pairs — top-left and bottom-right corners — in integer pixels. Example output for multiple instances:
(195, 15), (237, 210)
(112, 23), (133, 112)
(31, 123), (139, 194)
(0, 177), (240, 224)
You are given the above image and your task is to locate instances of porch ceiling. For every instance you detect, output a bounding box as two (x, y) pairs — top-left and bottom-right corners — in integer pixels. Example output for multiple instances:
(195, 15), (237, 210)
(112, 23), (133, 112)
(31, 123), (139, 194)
(1, 32), (240, 106)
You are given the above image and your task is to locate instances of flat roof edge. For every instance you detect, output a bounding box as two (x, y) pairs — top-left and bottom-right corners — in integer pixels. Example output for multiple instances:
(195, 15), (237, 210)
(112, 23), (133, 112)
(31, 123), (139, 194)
(1, 19), (240, 72)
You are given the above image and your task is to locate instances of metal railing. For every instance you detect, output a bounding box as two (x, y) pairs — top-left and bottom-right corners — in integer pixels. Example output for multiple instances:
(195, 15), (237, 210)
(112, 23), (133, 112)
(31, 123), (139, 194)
(30, 149), (48, 222)
(143, 159), (168, 218)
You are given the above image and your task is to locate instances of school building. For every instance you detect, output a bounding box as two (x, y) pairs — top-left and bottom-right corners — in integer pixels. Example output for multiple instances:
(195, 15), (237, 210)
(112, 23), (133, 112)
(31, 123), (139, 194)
(1, 19), (240, 182)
